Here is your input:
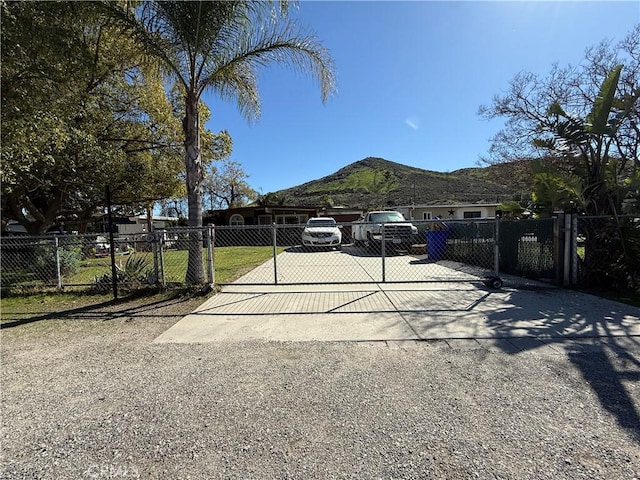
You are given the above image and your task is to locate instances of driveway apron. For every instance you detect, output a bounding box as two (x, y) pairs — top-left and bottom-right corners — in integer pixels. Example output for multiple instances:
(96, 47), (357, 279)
(155, 250), (640, 343)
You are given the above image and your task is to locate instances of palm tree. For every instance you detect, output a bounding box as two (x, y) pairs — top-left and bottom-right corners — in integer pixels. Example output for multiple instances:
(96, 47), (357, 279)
(107, 1), (335, 283)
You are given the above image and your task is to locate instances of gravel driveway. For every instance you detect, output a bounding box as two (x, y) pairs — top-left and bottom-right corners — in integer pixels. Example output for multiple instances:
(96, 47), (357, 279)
(1, 293), (639, 479)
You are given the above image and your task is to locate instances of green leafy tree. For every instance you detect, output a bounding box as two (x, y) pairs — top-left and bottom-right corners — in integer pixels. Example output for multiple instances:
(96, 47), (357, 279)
(203, 158), (257, 210)
(542, 66), (640, 291)
(479, 26), (640, 216)
(497, 201), (525, 220)
(535, 65), (640, 215)
(1, 1), (184, 233)
(480, 27), (640, 292)
(106, 0), (336, 284)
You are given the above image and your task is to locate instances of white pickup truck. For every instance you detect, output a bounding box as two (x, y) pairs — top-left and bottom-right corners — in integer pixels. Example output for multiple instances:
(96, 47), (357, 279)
(352, 210), (418, 252)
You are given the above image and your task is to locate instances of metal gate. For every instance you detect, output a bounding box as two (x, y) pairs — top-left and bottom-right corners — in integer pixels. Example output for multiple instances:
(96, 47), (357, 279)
(0, 218), (565, 292)
(213, 219), (501, 285)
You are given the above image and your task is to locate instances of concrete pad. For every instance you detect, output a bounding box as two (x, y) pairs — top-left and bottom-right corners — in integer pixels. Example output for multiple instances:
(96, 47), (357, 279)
(383, 289), (488, 312)
(401, 312), (491, 340)
(600, 336), (640, 352)
(154, 311), (419, 343)
(195, 290), (390, 315)
(156, 249), (640, 344)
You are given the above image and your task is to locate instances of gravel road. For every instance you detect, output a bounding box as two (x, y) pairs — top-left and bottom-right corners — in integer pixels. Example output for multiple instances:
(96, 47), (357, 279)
(1, 294), (639, 479)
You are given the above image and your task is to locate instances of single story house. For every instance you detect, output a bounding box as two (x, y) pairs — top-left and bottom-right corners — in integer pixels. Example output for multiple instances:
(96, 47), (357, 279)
(205, 206), (320, 226)
(207, 203), (501, 226)
(205, 205), (368, 227)
(396, 203), (501, 221)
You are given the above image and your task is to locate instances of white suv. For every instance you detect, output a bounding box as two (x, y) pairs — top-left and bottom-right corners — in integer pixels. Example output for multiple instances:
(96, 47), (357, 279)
(301, 217), (342, 250)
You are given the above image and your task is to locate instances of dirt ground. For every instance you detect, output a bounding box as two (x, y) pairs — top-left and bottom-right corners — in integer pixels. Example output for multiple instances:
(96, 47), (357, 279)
(2, 291), (639, 480)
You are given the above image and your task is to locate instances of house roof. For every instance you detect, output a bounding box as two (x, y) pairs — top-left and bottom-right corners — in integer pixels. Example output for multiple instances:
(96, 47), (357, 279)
(207, 205), (318, 215)
(396, 203), (501, 209)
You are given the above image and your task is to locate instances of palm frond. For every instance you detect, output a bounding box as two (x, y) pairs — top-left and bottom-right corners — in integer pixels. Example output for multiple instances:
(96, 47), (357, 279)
(209, 61), (262, 122)
(200, 21), (336, 116)
(98, 1), (188, 89)
(107, 1), (335, 114)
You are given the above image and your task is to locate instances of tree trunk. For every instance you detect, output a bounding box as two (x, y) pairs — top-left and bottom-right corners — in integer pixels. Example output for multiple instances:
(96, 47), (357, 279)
(183, 90), (205, 284)
(15, 187), (66, 234)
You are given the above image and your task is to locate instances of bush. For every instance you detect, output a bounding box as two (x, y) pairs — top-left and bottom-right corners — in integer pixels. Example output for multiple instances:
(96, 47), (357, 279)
(93, 254), (155, 293)
(580, 216), (640, 294)
(30, 242), (80, 282)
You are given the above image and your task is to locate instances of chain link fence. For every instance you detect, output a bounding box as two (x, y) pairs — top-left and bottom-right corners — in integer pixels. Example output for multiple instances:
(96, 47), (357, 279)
(211, 219), (500, 284)
(497, 218), (555, 281)
(3, 215), (634, 295)
(1, 234), (123, 292)
(0, 229), (213, 295)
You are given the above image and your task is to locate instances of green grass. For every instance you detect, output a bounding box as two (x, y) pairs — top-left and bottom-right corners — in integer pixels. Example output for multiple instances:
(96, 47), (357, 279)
(0, 290), (114, 325)
(213, 246), (285, 284)
(1, 245), (281, 304)
(3, 246), (283, 291)
(159, 246), (283, 284)
(66, 255), (117, 284)
(0, 245), (280, 322)
(1, 291), (111, 311)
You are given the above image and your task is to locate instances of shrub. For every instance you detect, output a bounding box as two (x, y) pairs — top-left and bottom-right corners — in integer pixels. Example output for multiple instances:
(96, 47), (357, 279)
(30, 241), (80, 282)
(93, 254), (155, 292)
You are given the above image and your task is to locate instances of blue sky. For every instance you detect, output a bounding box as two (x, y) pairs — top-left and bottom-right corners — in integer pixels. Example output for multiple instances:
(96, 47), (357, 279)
(203, 1), (640, 195)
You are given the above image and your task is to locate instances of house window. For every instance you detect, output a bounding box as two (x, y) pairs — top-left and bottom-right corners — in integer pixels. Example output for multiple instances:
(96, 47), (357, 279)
(258, 215), (272, 225)
(463, 211), (481, 219)
(229, 214), (245, 226)
(275, 214), (308, 224)
(422, 212), (432, 220)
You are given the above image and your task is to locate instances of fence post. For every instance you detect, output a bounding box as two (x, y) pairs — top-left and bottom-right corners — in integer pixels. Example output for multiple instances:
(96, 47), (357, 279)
(54, 236), (62, 289)
(494, 216), (500, 278)
(205, 225), (215, 285)
(563, 213), (572, 286)
(156, 229), (167, 287)
(272, 223), (278, 285)
(106, 185), (118, 299)
(381, 222), (386, 282)
(553, 211), (564, 285)
(571, 213), (578, 285)
(152, 230), (161, 286)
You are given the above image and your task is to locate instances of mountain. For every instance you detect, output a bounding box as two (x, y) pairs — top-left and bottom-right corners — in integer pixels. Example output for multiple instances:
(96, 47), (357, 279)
(274, 157), (530, 209)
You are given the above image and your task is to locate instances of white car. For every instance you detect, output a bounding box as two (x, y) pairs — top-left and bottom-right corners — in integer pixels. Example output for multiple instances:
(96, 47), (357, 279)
(301, 217), (342, 250)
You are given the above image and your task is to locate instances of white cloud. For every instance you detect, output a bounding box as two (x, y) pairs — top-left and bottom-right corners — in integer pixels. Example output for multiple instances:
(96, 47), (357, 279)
(405, 116), (419, 130)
